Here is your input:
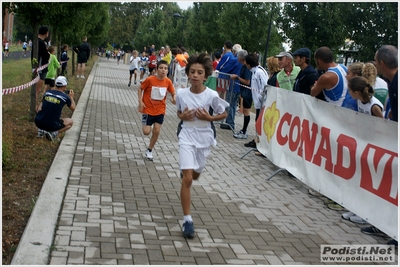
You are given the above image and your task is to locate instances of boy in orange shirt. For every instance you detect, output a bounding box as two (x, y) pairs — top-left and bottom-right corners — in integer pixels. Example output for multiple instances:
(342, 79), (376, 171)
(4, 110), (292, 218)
(138, 60), (176, 160)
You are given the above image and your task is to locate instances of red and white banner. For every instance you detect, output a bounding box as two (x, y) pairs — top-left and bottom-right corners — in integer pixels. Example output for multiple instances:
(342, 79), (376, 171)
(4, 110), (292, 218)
(256, 86), (398, 240)
(216, 73), (231, 92)
(3, 60), (67, 96)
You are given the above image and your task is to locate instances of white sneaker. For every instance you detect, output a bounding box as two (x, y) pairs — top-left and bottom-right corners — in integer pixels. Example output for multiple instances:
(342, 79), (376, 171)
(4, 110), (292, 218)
(145, 150), (153, 161)
(76, 75), (80, 78)
(80, 75), (85, 79)
(37, 129), (44, 138)
(233, 130), (248, 139)
(45, 131), (58, 142)
(349, 215), (368, 224)
(341, 211), (355, 220)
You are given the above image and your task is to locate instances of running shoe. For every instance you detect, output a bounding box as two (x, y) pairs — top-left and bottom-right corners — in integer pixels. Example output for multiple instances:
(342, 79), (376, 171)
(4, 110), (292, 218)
(387, 239), (398, 246)
(349, 215), (368, 224)
(361, 226), (387, 237)
(244, 140), (256, 148)
(233, 130), (248, 139)
(37, 129), (45, 138)
(45, 131), (58, 142)
(341, 211), (355, 220)
(182, 221), (195, 239)
(145, 149), (153, 161)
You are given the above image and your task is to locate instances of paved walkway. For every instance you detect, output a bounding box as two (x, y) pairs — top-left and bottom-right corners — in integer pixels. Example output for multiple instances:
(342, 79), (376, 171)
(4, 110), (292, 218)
(12, 57), (397, 265)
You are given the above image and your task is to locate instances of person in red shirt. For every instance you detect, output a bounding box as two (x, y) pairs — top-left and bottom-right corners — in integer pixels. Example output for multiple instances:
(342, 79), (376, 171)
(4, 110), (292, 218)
(148, 50), (157, 75)
(212, 51), (221, 70)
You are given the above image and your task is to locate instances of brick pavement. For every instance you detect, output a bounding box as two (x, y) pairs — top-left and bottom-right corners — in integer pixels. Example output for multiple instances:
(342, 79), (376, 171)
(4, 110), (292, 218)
(48, 57), (397, 265)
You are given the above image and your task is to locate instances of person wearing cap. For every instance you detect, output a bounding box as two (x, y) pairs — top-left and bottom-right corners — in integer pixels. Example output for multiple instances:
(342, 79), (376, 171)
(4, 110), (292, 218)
(292, 47), (324, 100)
(35, 76), (76, 142)
(274, 51), (301, 90)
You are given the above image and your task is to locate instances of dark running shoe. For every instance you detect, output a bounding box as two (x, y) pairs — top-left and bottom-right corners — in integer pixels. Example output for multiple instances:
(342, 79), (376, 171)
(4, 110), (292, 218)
(387, 239), (398, 247)
(182, 221), (195, 239)
(220, 124), (232, 130)
(244, 140), (256, 148)
(361, 226), (387, 237)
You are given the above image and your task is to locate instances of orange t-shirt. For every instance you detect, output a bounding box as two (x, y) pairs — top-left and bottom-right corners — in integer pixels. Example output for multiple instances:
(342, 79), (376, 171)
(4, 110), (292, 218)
(175, 54), (187, 67)
(140, 76), (175, 116)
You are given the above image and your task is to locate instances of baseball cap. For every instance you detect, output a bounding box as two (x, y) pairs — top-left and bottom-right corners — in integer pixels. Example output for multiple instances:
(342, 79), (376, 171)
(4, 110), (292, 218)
(275, 51), (293, 59)
(292, 48), (311, 59)
(55, 76), (68, 87)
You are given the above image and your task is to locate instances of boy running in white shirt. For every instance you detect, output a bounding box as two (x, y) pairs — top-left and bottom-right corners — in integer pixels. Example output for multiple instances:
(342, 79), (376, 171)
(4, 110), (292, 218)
(129, 50), (141, 86)
(139, 51), (149, 82)
(176, 53), (229, 238)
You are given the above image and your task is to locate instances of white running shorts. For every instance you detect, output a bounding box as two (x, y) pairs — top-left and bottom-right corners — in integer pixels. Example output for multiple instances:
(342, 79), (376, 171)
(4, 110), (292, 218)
(179, 144), (210, 173)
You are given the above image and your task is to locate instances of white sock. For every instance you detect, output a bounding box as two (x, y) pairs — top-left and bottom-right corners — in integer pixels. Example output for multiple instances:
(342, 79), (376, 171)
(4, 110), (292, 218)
(184, 215), (192, 223)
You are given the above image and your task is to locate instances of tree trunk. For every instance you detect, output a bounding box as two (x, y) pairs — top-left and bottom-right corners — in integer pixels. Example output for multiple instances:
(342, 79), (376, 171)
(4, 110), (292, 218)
(29, 25), (39, 122)
(72, 44), (75, 76)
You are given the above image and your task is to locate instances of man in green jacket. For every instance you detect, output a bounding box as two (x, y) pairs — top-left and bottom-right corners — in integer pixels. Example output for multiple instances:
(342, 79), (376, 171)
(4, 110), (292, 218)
(274, 51), (301, 90)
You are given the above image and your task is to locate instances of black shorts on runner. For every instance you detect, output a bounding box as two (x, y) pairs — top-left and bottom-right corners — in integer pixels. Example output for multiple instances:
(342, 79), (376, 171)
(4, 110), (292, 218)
(141, 114), (164, 126)
(129, 68), (137, 75)
(45, 78), (55, 87)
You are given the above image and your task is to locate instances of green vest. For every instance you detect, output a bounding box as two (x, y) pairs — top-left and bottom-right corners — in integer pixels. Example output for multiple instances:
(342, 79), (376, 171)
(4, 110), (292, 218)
(276, 64), (301, 90)
(45, 54), (61, 80)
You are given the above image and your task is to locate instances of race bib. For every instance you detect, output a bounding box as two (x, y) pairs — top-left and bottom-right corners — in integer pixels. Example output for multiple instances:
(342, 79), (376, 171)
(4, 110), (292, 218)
(151, 86), (167, 100)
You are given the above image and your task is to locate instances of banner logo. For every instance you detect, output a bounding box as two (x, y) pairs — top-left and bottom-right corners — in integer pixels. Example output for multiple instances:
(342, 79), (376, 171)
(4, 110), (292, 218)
(263, 102), (280, 143)
(321, 245), (395, 262)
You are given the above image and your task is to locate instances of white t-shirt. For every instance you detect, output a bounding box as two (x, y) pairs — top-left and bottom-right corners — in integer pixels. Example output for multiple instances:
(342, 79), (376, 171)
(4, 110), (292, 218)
(373, 76), (388, 106)
(250, 65), (269, 109)
(129, 56), (140, 70)
(176, 87), (229, 148)
(357, 95), (383, 116)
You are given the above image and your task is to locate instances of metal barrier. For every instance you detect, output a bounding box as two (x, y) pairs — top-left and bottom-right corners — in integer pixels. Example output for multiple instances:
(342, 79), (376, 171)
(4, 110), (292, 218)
(205, 70), (237, 133)
(238, 84), (289, 180)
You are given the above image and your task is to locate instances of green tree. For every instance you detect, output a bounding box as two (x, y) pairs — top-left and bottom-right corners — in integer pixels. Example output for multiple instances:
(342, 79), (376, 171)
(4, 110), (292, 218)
(8, 3), (54, 120)
(277, 2), (348, 61)
(10, 2), (109, 120)
(187, 2), (283, 59)
(343, 2), (398, 62)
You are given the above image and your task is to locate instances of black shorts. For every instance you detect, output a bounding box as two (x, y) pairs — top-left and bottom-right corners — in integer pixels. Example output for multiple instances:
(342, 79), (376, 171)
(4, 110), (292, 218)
(35, 118), (65, 132)
(242, 97), (253, 109)
(23, 48), (27, 51)
(149, 67), (155, 73)
(130, 68), (137, 75)
(45, 78), (55, 87)
(142, 114), (164, 126)
(78, 56), (87, 64)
